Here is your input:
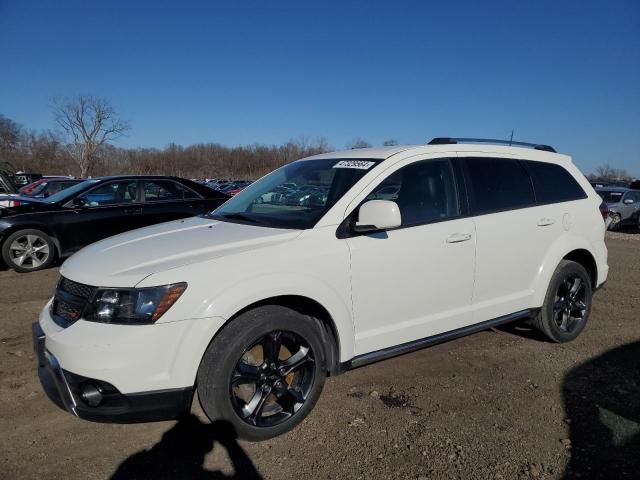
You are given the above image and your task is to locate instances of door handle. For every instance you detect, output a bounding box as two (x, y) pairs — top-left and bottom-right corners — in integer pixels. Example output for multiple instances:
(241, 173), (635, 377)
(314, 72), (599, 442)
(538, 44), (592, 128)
(124, 207), (142, 215)
(446, 233), (472, 243)
(537, 218), (556, 227)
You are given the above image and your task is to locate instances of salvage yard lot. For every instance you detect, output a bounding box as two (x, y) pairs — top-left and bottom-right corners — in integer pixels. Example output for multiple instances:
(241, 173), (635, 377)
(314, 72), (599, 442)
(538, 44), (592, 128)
(1, 235), (638, 480)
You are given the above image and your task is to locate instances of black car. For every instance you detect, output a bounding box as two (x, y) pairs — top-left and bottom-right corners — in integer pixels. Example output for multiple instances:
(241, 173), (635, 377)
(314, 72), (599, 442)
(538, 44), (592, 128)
(0, 176), (229, 272)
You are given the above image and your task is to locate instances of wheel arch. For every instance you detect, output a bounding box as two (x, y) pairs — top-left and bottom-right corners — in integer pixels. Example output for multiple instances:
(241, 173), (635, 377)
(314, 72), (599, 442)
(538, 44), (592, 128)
(0, 224), (61, 257)
(562, 249), (597, 288)
(212, 295), (343, 376)
(532, 237), (599, 307)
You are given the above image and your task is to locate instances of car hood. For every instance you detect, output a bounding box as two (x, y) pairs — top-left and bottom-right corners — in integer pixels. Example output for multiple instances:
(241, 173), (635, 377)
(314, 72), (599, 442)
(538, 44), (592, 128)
(61, 216), (303, 287)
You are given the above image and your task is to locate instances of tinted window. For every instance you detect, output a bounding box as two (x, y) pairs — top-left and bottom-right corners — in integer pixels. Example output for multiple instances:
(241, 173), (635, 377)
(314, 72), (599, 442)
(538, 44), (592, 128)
(81, 181), (138, 206)
(598, 190), (624, 203)
(143, 180), (200, 201)
(465, 158), (535, 214)
(367, 159), (459, 226)
(524, 161), (586, 204)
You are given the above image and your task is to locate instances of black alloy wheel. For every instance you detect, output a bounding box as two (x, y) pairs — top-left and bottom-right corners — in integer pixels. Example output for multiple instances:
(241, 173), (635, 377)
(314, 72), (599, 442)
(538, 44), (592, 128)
(533, 259), (593, 343)
(230, 330), (315, 427)
(553, 276), (588, 334)
(197, 305), (327, 441)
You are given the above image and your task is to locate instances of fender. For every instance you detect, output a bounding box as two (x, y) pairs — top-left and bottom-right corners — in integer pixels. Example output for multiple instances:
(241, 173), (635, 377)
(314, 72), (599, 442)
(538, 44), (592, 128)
(530, 233), (598, 307)
(194, 272), (355, 362)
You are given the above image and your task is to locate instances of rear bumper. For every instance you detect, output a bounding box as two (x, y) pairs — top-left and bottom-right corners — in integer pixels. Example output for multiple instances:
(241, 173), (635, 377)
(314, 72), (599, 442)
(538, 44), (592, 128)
(33, 322), (193, 423)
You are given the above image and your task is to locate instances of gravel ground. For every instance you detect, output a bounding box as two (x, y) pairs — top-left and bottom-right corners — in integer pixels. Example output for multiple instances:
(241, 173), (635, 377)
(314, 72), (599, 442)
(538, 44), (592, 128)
(1, 236), (638, 480)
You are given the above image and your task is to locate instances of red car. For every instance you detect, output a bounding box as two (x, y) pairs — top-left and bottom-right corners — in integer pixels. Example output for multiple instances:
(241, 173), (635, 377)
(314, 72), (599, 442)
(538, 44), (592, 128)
(19, 177), (71, 195)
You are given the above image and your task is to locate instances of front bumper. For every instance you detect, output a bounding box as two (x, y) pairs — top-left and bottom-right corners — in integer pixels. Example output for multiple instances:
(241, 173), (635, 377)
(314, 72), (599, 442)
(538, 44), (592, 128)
(33, 322), (193, 423)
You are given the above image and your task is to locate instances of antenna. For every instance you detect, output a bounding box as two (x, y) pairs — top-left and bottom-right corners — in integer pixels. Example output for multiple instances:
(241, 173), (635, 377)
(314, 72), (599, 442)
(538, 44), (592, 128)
(509, 130), (514, 146)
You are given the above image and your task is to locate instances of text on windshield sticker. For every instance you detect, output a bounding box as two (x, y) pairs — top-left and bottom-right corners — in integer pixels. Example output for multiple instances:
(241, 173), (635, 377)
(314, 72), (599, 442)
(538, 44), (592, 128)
(332, 160), (376, 170)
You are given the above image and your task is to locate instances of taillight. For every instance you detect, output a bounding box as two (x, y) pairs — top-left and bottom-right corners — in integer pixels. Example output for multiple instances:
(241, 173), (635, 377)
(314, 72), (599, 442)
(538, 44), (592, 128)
(9, 200), (21, 207)
(598, 201), (609, 222)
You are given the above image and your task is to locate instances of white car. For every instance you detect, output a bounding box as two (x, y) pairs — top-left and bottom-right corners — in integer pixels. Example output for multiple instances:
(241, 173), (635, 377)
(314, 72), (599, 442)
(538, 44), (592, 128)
(34, 138), (608, 441)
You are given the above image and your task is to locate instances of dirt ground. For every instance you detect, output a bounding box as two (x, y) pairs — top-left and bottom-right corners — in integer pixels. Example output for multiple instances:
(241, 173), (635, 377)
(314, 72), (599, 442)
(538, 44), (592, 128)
(1, 234), (638, 480)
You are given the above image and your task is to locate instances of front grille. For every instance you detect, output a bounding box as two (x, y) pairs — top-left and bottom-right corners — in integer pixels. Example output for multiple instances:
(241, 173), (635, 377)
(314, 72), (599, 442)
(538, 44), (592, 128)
(51, 277), (97, 327)
(60, 277), (96, 300)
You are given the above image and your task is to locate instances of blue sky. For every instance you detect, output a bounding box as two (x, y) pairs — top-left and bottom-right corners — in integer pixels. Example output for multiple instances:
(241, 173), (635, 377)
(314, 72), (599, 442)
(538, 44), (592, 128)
(1, 0), (639, 176)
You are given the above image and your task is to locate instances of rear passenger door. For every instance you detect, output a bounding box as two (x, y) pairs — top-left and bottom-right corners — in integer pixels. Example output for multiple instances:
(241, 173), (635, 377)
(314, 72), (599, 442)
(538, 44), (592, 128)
(139, 179), (205, 227)
(461, 156), (559, 322)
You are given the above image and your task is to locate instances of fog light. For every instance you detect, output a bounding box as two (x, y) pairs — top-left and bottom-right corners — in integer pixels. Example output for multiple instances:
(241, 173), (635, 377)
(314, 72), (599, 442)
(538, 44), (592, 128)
(80, 383), (103, 407)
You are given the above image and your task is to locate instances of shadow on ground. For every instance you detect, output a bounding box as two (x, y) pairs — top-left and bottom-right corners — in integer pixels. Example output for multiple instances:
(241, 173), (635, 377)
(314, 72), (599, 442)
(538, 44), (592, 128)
(563, 341), (640, 479)
(110, 415), (262, 480)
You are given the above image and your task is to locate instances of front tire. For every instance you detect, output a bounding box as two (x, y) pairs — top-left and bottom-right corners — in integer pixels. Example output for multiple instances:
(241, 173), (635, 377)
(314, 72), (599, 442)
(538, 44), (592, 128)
(197, 305), (327, 441)
(533, 260), (593, 343)
(1, 229), (56, 273)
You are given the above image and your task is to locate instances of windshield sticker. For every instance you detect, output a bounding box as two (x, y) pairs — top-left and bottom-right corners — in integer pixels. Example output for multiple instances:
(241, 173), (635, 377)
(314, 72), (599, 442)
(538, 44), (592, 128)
(332, 160), (376, 170)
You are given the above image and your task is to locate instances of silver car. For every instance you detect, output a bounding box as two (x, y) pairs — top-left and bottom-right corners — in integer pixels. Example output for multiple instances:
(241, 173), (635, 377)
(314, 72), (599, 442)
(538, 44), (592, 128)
(596, 187), (640, 230)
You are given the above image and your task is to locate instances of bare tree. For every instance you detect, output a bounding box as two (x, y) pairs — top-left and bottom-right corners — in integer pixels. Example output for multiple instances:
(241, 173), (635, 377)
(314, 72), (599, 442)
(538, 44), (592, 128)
(0, 114), (21, 156)
(53, 96), (129, 177)
(350, 138), (372, 149)
(594, 164), (630, 182)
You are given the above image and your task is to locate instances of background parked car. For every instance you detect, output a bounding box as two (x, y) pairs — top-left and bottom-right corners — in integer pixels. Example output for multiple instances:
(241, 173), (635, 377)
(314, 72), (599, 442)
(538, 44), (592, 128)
(0, 175), (229, 272)
(596, 186), (640, 230)
(19, 176), (74, 195)
(13, 172), (43, 187)
(1, 179), (84, 207)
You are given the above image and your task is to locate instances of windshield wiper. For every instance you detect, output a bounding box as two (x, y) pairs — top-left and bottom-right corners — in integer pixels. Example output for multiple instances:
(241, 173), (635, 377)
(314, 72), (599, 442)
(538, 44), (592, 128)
(217, 212), (260, 223)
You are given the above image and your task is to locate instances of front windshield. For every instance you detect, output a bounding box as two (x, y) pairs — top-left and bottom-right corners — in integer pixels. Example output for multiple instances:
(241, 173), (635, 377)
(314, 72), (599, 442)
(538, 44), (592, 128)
(45, 179), (100, 203)
(211, 158), (381, 229)
(598, 191), (624, 203)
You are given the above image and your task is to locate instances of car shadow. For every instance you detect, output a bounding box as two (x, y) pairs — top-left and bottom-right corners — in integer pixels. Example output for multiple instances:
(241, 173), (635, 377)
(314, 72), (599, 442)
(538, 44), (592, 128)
(110, 415), (263, 480)
(562, 341), (640, 479)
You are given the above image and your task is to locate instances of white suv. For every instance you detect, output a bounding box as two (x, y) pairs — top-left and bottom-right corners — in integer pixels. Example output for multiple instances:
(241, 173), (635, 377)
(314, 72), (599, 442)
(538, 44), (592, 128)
(33, 138), (608, 440)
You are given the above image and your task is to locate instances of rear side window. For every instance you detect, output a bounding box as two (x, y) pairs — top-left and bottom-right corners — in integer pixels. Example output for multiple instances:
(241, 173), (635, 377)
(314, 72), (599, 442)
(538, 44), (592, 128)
(465, 158), (535, 214)
(143, 180), (201, 201)
(523, 161), (587, 204)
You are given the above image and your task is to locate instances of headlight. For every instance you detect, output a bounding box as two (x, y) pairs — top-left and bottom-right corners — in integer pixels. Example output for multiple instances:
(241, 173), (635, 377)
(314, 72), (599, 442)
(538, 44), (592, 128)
(83, 283), (187, 324)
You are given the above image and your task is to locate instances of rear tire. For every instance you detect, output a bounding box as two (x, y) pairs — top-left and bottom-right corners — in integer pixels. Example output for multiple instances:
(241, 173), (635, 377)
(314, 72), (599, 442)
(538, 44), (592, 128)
(1, 229), (56, 273)
(609, 213), (621, 231)
(533, 260), (592, 343)
(197, 305), (327, 441)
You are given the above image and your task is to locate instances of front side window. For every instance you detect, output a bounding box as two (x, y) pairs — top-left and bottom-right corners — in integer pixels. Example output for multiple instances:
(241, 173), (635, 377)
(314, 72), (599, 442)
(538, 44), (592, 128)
(523, 161), (586, 204)
(465, 158), (535, 214)
(80, 181), (138, 206)
(212, 158), (381, 229)
(366, 159), (459, 226)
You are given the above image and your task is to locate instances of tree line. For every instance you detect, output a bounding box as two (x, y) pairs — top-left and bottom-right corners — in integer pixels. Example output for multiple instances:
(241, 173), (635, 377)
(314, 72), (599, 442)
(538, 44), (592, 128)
(0, 96), (333, 180)
(0, 95), (635, 182)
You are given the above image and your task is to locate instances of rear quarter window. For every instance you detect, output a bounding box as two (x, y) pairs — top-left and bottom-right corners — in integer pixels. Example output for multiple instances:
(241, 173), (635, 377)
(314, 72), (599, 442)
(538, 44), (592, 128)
(523, 161), (587, 204)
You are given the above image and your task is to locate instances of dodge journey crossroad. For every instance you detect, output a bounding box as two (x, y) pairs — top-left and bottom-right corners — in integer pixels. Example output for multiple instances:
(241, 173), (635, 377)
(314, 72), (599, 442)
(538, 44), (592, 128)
(34, 138), (608, 440)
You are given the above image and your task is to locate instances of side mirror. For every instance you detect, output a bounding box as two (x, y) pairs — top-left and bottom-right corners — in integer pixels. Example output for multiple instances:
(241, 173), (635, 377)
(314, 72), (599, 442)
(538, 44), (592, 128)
(623, 198), (634, 204)
(353, 200), (401, 233)
(72, 197), (88, 208)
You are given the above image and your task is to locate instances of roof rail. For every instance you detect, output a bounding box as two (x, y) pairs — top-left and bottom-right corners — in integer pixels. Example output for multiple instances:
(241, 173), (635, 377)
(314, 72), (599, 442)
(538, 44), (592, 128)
(428, 137), (556, 153)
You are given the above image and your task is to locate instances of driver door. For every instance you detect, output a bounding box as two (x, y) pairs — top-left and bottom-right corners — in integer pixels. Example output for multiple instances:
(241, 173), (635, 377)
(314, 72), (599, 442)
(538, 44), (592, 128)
(345, 157), (476, 356)
(57, 180), (142, 252)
